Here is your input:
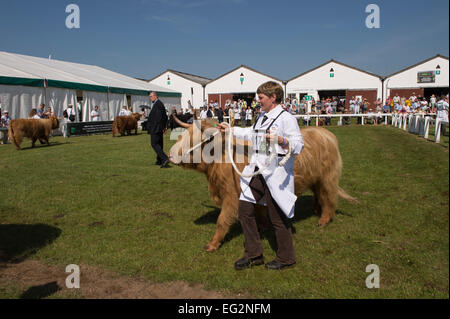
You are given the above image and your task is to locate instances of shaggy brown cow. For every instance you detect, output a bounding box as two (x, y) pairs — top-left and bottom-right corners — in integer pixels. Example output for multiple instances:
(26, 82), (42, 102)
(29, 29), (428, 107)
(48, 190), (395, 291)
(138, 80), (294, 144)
(112, 113), (142, 137)
(169, 118), (358, 252)
(8, 117), (60, 150)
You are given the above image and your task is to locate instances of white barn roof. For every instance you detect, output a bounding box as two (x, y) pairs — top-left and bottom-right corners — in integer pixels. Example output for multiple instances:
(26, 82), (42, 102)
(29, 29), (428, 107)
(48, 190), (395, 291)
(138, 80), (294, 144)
(384, 54), (449, 89)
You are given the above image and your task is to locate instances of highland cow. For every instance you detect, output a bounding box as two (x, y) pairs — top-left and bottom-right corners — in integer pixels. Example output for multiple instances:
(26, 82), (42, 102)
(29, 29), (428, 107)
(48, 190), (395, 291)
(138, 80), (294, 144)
(169, 117), (358, 252)
(8, 117), (60, 150)
(112, 113), (142, 137)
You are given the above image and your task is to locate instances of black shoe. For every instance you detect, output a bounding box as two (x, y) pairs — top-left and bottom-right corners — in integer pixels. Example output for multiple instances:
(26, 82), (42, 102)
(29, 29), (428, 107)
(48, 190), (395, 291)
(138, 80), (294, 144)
(155, 160), (162, 165)
(234, 255), (264, 270)
(265, 260), (296, 270)
(160, 159), (170, 168)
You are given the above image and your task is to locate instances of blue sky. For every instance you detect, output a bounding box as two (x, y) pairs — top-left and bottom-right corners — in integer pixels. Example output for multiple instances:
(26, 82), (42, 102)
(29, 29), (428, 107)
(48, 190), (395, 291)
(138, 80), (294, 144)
(0, 0), (448, 80)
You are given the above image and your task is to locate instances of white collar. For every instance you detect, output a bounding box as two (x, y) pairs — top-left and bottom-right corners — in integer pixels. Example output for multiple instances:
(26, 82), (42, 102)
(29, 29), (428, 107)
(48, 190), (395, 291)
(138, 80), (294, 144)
(264, 105), (283, 119)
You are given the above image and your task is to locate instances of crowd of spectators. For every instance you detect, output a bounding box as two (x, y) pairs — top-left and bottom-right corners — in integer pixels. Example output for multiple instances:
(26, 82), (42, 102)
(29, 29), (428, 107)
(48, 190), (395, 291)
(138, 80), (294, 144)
(173, 92), (449, 128)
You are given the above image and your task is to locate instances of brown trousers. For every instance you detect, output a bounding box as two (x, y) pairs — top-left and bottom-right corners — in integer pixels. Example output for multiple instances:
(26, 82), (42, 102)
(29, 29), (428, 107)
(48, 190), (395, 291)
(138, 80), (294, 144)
(238, 174), (296, 265)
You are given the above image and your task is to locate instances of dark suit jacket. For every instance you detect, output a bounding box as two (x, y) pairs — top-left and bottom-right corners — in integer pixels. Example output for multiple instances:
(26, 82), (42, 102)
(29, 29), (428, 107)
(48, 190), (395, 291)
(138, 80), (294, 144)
(147, 99), (168, 135)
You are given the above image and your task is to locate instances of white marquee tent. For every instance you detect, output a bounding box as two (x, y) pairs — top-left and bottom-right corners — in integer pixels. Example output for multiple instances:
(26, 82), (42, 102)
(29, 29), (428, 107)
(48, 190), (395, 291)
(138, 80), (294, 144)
(0, 51), (181, 121)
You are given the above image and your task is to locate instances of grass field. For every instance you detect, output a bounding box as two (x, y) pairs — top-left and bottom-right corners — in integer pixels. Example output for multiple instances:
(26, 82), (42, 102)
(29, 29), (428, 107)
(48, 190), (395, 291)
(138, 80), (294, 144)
(0, 123), (448, 299)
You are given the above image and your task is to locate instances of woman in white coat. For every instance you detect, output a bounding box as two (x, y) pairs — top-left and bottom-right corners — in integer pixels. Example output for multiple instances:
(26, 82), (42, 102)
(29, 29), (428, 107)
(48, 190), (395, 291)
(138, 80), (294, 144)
(218, 81), (303, 270)
(233, 105), (241, 126)
(245, 106), (253, 126)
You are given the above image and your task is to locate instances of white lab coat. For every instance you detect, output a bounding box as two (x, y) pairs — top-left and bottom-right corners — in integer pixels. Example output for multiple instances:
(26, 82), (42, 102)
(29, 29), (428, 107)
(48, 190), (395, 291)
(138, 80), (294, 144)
(234, 107), (241, 120)
(233, 105), (303, 218)
(245, 109), (253, 120)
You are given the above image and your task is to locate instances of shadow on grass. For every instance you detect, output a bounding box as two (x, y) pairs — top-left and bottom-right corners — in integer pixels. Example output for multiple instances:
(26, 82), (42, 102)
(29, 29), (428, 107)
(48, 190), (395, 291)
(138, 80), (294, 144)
(0, 224), (61, 264)
(20, 281), (61, 299)
(18, 141), (65, 151)
(195, 195), (319, 251)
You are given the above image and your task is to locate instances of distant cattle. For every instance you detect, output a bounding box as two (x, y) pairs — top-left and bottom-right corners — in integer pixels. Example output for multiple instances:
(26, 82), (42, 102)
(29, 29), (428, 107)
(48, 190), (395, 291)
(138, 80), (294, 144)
(8, 117), (60, 150)
(112, 113), (142, 137)
(167, 112), (193, 130)
(169, 117), (359, 252)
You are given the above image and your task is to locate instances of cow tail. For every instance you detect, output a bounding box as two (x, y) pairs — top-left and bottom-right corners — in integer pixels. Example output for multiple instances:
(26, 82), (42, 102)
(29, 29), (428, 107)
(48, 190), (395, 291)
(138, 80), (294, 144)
(338, 186), (359, 205)
(8, 123), (19, 148)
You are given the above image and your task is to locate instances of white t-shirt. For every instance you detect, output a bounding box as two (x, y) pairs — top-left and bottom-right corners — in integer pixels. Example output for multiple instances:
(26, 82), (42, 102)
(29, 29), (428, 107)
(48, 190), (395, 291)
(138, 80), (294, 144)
(200, 110), (208, 120)
(91, 110), (100, 121)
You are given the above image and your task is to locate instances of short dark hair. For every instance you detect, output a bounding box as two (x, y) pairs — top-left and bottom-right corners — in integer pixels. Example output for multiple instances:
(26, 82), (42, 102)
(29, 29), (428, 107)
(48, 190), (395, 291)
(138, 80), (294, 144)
(257, 81), (284, 103)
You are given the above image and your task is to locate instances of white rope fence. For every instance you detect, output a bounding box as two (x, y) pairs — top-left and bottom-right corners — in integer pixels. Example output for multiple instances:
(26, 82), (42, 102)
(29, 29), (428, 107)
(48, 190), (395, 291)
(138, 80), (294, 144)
(219, 112), (446, 143)
(389, 113), (447, 143)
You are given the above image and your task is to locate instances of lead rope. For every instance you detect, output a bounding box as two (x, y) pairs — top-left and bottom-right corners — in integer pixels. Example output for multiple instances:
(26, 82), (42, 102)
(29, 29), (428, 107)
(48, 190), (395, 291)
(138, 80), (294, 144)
(220, 122), (292, 178)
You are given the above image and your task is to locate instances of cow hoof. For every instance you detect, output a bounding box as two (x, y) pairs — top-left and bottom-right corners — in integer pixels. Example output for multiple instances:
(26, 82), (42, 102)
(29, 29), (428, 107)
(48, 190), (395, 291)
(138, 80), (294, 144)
(318, 218), (332, 228)
(204, 244), (219, 252)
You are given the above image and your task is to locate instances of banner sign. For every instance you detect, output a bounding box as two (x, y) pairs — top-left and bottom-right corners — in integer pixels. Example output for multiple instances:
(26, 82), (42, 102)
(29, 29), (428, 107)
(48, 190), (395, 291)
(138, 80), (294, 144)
(417, 71), (435, 83)
(67, 121), (113, 136)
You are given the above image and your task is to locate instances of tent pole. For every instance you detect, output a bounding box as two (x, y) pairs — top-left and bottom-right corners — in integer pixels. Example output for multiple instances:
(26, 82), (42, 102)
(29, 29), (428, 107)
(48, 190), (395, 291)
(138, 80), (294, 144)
(107, 87), (110, 120)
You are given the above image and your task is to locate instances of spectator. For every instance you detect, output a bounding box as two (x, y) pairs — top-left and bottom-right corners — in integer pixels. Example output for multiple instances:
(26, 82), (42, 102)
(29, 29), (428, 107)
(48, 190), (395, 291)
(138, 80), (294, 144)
(382, 101), (391, 113)
(349, 96), (355, 114)
(29, 108), (41, 119)
(207, 107), (214, 119)
(436, 96), (449, 136)
(245, 106), (253, 126)
(216, 107), (224, 123)
(430, 94), (437, 110)
(342, 108), (351, 125)
(325, 102), (332, 125)
(234, 105), (241, 126)
(1, 110), (11, 144)
(91, 105), (101, 122)
(65, 105), (76, 122)
(302, 114), (311, 126)
(199, 106), (208, 120)
(43, 106), (54, 118)
(331, 97), (338, 114)
(119, 105), (129, 116)
(37, 103), (45, 118)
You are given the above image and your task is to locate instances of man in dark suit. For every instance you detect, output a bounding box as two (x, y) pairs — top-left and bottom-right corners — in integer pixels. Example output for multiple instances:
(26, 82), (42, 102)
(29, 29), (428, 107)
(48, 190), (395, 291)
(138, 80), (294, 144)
(147, 91), (170, 168)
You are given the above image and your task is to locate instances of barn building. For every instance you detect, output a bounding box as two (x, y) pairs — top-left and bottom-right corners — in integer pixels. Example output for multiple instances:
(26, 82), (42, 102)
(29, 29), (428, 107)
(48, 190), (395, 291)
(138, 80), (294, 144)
(205, 65), (283, 109)
(384, 54), (449, 101)
(147, 69), (212, 110)
(286, 59), (383, 107)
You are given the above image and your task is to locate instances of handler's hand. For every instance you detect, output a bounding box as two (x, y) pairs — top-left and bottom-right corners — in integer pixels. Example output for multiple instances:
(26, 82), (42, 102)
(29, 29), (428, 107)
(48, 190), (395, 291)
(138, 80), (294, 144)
(217, 123), (228, 133)
(163, 128), (168, 134)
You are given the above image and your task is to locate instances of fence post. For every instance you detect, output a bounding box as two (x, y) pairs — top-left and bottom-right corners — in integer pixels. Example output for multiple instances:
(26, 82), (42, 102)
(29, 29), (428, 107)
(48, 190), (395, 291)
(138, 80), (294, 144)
(424, 117), (430, 139)
(385, 115), (388, 125)
(403, 114), (408, 130)
(435, 118), (441, 143)
(418, 117), (425, 135)
(316, 115), (319, 127)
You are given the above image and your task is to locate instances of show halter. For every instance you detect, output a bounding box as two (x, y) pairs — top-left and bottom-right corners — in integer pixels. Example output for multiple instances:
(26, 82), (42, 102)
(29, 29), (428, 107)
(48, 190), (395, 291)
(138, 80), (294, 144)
(180, 122), (292, 178)
(220, 122), (292, 178)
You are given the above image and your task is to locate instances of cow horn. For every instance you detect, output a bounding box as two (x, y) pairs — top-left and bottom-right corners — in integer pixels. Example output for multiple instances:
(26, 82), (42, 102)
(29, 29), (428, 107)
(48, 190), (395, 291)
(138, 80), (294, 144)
(172, 114), (191, 128)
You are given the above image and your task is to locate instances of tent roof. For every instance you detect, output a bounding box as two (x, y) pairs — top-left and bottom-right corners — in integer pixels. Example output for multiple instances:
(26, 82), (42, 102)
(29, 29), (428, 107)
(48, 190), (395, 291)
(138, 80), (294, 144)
(0, 51), (181, 97)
